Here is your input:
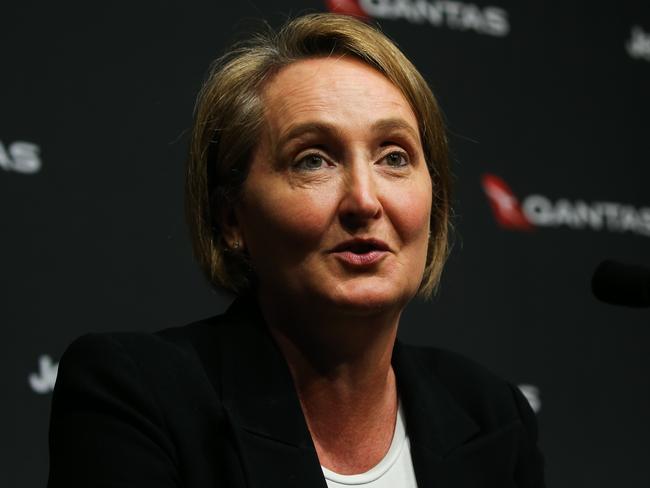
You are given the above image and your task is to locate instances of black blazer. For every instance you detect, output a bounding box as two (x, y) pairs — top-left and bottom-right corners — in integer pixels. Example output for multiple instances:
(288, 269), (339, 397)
(48, 297), (545, 487)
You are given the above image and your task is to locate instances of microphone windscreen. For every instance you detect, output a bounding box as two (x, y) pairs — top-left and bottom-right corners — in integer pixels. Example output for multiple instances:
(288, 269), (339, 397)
(592, 260), (650, 308)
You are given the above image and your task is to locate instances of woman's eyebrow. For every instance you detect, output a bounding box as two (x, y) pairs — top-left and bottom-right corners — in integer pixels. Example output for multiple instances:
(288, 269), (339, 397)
(276, 122), (341, 149)
(275, 117), (419, 151)
(371, 118), (420, 141)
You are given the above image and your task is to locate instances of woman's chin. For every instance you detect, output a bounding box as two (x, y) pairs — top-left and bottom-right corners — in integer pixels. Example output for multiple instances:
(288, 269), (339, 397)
(325, 280), (414, 316)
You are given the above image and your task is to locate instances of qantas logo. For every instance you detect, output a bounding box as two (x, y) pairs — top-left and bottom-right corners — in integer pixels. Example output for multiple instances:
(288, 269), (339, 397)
(325, 0), (510, 37)
(0, 140), (42, 174)
(482, 173), (650, 237)
(481, 174), (534, 231)
(326, 0), (370, 19)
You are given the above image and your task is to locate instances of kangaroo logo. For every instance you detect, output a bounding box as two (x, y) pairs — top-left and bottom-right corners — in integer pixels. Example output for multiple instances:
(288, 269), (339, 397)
(325, 0), (369, 19)
(481, 173), (534, 231)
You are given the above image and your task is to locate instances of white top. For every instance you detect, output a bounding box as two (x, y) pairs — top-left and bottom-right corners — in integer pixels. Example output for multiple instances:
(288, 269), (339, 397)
(321, 403), (418, 487)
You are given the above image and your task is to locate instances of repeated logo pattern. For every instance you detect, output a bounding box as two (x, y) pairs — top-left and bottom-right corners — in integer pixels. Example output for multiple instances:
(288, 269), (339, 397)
(325, 0), (510, 37)
(0, 140), (42, 174)
(482, 173), (650, 237)
(626, 25), (650, 62)
(28, 355), (58, 394)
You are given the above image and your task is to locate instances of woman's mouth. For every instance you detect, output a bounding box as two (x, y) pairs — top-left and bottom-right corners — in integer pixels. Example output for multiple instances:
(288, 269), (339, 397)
(330, 238), (391, 267)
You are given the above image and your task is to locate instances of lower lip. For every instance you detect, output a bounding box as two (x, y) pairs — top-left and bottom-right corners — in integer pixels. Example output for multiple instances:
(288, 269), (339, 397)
(333, 250), (389, 267)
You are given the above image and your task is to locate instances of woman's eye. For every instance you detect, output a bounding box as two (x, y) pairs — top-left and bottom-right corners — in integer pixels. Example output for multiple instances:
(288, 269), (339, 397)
(383, 151), (409, 167)
(294, 154), (326, 171)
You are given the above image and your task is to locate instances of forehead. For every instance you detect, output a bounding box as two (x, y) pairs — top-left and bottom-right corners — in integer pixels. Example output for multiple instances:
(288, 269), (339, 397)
(259, 56), (420, 141)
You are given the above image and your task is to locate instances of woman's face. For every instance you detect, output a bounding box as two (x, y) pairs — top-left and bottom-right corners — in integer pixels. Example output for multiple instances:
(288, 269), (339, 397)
(231, 56), (432, 315)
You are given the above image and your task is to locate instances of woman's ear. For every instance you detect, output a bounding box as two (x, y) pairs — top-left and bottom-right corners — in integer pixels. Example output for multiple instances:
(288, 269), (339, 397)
(219, 204), (245, 252)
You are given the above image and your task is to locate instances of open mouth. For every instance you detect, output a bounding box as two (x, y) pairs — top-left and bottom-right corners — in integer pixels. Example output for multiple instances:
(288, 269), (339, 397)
(347, 242), (379, 254)
(331, 238), (390, 254)
(330, 239), (389, 267)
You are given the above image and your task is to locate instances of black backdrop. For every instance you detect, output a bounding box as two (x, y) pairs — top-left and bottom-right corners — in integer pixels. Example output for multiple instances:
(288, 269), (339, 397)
(2, 1), (649, 486)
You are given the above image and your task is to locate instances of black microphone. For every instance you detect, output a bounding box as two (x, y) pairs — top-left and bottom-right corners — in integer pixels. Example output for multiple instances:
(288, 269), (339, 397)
(592, 260), (650, 308)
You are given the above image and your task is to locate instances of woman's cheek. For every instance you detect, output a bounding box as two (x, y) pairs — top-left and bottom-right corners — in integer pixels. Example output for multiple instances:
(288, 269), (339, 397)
(387, 181), (432, 242)
(251, 185), (335, 248)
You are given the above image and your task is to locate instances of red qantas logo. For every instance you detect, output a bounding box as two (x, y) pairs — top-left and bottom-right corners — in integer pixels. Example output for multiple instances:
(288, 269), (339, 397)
(324, 1), (510, 37)
(481, 174), (533, 231)
(481, 173), (650, 237)
(325, 0), (369, 19)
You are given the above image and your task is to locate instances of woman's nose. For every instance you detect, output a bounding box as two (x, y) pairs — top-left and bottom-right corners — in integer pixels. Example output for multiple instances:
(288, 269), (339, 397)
(338, 161), (382, 229)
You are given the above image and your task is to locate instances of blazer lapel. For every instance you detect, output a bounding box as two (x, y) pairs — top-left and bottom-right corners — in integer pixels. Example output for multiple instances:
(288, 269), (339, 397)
(392, 341), (480, 487)
(194, 298), (488, 487)
(216, 297), (327, 488)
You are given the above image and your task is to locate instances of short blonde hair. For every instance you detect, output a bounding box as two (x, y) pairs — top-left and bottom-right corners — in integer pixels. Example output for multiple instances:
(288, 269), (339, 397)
(186, 13), (451, 298)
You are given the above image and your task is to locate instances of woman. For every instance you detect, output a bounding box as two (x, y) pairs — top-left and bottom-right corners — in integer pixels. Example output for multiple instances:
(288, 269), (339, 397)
(48, 13), (544, 488)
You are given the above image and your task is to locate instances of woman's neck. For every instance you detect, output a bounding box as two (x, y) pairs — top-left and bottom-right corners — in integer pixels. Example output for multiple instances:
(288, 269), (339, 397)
(258, 292), (402, 474)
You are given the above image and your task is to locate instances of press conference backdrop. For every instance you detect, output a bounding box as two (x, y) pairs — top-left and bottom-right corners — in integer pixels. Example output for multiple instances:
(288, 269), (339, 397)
(2, 1), (649, 486)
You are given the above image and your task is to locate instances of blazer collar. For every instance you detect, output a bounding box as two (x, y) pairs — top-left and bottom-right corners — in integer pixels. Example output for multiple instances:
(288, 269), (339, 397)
(392, 341), (479, 457)
(216, 296), (326, 488)
(211, 297), (479, 486)
(217, 295), (314, 448)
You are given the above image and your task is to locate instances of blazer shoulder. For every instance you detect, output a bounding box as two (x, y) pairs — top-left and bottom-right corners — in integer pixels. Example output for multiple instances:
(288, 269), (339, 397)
(397, 344), (545, 486)
(61, 312), (221, 366)
(57, 312), (234, 407)
(401, 343), (532, 429)
(402, 343), (509, 389)
(49, 315), (237, 488)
